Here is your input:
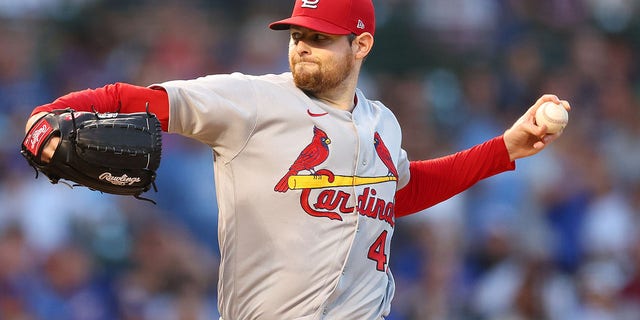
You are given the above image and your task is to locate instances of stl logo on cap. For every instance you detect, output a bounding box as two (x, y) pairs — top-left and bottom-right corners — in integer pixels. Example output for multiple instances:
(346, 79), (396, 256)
(301, 0), (320, 9)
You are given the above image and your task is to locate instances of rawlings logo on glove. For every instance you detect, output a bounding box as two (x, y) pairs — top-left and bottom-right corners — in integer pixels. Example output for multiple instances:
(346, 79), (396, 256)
(99, 172), (143, 186)
(21, 108), (162, 203)
(24, 119), (54, 155)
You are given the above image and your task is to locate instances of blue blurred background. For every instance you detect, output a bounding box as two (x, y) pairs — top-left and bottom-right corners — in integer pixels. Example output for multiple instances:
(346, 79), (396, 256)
(1, 0), (640, 319)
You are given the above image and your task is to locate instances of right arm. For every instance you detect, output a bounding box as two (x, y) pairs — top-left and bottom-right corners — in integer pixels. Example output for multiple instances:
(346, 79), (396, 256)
(25, 82), (169, 162)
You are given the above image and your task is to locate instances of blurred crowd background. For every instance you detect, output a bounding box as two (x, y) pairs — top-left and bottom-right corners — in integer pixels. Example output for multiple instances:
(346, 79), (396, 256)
(1, 0), (639, 319)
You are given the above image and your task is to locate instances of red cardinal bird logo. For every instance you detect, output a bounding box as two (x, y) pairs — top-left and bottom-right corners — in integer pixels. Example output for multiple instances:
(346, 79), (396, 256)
(374, 132), (398, 178)
(274, 126), (331, 192)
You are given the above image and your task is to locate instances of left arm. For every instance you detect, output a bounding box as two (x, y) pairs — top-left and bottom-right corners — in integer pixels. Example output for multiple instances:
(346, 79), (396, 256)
(395, 94), (571, 217)
(395, 136), (514, 217)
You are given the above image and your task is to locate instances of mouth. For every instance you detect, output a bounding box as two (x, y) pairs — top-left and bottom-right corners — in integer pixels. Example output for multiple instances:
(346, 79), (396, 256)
(293, 56), (320, 65)
(293, 61), (320, 74)
(295, 61), (318, 67)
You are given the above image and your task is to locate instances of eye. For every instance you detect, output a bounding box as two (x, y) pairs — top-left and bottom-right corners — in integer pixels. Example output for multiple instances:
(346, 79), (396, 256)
(314, 34), (329, 42)
(289, 30), (333, 46)
(290, 32), (302, 42)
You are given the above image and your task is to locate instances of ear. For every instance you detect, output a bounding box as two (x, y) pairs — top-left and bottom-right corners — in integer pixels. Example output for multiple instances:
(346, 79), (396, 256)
(353, 32), (374, 59)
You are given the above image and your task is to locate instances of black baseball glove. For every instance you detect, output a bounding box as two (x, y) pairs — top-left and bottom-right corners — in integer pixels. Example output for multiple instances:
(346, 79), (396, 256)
(21, 108), (162, 202)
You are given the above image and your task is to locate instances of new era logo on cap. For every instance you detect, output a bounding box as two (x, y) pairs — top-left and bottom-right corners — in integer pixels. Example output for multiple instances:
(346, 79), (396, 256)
(269, 0), (375, 36)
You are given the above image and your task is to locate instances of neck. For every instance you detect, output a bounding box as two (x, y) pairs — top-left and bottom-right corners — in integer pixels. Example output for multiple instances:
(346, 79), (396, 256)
(311, 71), (360, 112)
(312, 86), (357, 112)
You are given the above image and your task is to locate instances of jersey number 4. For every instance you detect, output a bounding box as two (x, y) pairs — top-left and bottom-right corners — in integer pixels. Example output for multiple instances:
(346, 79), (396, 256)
(367, 230), (388, 272)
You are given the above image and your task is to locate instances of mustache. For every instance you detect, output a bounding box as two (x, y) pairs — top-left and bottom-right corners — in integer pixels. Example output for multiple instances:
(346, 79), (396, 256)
(292, 57), (321, 64)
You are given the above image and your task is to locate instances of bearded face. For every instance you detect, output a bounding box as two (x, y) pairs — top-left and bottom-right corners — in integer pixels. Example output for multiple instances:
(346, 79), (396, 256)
(289, 39), (355, 95)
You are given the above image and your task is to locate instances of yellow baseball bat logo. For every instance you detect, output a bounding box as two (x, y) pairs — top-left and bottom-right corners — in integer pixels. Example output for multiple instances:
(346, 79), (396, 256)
(288, 175), (397, 190)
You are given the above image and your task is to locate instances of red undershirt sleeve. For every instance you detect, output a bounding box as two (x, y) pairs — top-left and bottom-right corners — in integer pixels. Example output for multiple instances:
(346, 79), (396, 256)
(394, 136), (516, 218)
(31, 82), (170, 131)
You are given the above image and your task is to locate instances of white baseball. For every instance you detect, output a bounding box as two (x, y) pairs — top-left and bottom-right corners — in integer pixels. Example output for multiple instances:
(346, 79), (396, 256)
(535, 101), (568, 134)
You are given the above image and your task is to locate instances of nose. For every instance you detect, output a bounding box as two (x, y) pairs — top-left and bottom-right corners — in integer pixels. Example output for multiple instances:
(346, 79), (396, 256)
(293, 39), (311, 55)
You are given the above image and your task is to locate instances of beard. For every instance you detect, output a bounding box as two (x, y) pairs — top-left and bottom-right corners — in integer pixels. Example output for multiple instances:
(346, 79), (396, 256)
(290, 51), (354, 95)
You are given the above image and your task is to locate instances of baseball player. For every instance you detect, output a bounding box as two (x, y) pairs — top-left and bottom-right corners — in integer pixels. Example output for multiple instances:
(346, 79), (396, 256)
(24, 0), (570, 319)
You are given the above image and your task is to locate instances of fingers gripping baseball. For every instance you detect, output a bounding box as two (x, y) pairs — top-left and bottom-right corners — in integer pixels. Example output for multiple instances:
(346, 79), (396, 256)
(503, 94), (571, 161)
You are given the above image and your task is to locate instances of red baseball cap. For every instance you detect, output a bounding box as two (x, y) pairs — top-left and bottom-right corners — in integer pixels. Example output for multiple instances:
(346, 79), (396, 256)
(269, 0), (375, 36)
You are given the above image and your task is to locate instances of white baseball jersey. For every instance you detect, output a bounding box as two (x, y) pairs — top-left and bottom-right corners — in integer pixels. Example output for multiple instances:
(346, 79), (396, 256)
(156, 72), (411, 320)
